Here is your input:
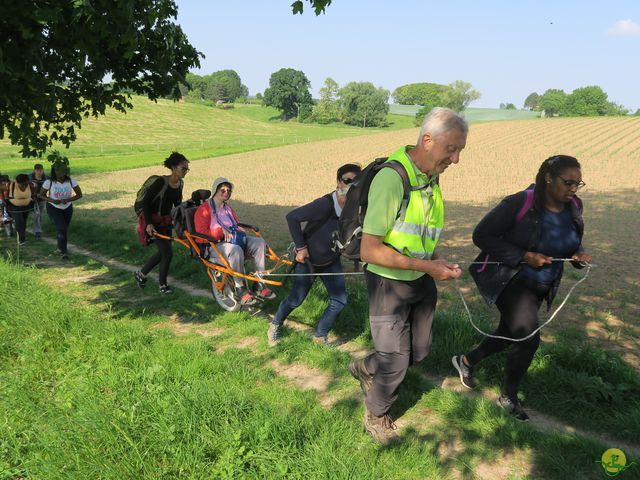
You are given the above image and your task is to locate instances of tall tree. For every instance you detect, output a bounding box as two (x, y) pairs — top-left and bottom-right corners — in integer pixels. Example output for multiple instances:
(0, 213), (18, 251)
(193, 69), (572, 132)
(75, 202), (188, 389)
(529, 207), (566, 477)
(564, 86), (627, 116)
(538, 89), (567, 116)
(393, 83), (449, 107)
(311, 77), (340, 124)
(338, 82), (389, 127)
(263, 68), (313, 121)
(523, 92), (540, 110)
(0, 0), (201, 157)
(442, 80), (481, 112)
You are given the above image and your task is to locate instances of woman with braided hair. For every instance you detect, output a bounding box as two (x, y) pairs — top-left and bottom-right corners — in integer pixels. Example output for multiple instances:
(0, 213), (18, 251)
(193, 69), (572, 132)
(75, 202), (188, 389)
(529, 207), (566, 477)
(452, 155), (592, 421)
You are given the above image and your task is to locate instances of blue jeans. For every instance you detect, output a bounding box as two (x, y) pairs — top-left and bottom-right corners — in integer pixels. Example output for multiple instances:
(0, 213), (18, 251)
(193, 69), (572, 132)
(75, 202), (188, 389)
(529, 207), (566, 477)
(272, 259), (347, 338)
(46, 203), (73, 253)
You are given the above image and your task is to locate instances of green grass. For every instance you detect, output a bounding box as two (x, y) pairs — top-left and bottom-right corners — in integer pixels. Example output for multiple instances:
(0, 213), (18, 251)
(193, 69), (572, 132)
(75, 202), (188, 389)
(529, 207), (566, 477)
(389, 104), (539, 122)
(0, 98), (414, 178)
(2, 252), (636, 480)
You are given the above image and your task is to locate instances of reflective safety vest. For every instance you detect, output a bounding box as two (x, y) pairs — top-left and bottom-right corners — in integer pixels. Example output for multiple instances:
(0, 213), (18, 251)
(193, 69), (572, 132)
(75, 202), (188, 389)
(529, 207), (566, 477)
(382, 150), (444, 260)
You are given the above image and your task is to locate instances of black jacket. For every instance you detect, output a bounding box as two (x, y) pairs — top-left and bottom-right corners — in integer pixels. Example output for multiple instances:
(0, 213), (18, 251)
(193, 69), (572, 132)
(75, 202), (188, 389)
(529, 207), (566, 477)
(469, 190), (585, 309)
(287, 193), (339, 267)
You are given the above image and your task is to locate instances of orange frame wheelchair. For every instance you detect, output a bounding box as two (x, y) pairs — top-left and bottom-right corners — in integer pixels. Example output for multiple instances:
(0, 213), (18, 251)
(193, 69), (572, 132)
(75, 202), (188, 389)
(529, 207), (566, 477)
(153, 190), (293, 311)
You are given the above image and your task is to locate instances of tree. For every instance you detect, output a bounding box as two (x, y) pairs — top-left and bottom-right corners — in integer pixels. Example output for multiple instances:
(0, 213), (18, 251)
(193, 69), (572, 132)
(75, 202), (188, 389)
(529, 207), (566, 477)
(524, 92), (540, 110)
(392, 83), (449, 107)
(563, 86), (627, 116)
(634, 109), (640, 116)
(538, 89), (567, 116)
(0, 1), (201, 157)
(263, 68), (313, 121)
(338, 82), (389, 127)
(442, 80), (481, 112)
(311, 77), (341, 124)
(505, 103), (516, 110)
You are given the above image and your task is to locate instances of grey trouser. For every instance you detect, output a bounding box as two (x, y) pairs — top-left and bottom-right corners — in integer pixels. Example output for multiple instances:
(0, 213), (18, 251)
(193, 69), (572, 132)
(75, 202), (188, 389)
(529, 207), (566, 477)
(32, 200), (47, 234)
(363, 268), (437, 417)
(207, 235), (267, 287)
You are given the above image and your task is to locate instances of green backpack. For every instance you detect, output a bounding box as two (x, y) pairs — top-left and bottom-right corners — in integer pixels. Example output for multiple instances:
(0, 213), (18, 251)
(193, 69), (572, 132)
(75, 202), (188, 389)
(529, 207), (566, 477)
(134, 176), (180, 217)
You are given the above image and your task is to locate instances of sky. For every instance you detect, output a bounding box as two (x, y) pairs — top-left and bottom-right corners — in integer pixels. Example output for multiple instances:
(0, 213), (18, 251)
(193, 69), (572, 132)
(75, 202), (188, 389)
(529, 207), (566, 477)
(174, 0), (640, 111)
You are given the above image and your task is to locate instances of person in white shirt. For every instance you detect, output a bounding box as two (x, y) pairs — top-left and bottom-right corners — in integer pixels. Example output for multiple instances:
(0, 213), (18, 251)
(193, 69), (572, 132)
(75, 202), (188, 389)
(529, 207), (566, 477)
(40, 163), (83, 259)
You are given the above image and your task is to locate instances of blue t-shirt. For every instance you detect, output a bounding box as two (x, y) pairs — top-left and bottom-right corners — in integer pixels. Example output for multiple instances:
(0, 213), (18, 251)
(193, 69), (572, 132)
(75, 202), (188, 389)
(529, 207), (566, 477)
(520, 207), (580, 284)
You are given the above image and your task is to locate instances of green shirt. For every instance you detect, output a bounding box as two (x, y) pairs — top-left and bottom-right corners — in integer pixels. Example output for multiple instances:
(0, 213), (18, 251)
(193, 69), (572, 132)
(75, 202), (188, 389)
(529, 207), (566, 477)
(362, 146), (437, 281)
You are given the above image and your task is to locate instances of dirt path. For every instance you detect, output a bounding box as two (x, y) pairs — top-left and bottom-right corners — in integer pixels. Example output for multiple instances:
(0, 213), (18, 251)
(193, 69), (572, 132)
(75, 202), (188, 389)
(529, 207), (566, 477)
(26, 236), (640, 461)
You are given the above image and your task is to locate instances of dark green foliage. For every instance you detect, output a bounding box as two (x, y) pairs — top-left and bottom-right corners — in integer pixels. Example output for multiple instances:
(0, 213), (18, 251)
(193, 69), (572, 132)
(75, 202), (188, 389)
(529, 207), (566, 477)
(524, 92), (540, 110)
(539, 86), (628, 117)
(539, 89), (568, 116)
(338, 82), (389, 127)
(263, 68), (314, 121)
(291, 0), (332, 15)
(184, 70), (249, 103)
(0, 0), (201, 157)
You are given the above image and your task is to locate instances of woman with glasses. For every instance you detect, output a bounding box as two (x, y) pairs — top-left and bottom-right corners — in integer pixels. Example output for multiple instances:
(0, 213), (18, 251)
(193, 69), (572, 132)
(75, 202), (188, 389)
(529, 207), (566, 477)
(452, 155), (592, 422)
(133, 152), (189, 294)
(267, 163), (362, 347)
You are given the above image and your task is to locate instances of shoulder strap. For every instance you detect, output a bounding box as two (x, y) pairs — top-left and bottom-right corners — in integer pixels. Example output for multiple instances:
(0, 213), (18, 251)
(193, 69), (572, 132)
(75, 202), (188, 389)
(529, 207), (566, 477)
(516, 187), (535, 222)
(383, 161), (412, 220)
(153, 176), (170, 216)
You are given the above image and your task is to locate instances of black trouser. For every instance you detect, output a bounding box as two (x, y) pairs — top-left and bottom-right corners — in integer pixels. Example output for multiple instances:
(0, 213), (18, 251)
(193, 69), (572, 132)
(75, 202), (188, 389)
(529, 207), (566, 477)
(7, 204), (30, 242)
(465, 275), (550, 400)
(362, 269), (437, 417)
(141, 228), (173, 286)
(46, 203), (73, 253)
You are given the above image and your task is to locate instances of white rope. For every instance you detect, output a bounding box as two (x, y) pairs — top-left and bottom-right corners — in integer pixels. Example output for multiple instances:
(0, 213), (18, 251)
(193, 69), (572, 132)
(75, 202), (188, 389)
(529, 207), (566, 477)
(454, 262), (592, 342)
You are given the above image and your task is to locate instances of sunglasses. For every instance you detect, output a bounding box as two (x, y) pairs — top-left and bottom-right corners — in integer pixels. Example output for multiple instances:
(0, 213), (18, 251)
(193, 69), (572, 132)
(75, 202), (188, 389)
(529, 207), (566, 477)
(341, 177), (356, 185)
(556, 175), (585, 190)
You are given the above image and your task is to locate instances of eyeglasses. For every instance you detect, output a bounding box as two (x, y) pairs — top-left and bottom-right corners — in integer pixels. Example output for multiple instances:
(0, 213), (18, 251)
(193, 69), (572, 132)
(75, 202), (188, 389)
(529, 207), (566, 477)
(556, 175), (585, 190)
(341, 177), (356, 185)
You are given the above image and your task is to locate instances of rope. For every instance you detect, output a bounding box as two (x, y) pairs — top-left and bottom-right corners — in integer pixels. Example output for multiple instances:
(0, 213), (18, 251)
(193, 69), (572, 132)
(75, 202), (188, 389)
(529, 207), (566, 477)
(454, 262), (592, 342)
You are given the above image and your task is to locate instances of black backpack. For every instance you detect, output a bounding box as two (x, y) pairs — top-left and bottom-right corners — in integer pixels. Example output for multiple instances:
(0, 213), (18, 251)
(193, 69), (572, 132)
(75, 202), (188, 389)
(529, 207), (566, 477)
(133, 176), (182, 217)
(332, 157), (412, 261)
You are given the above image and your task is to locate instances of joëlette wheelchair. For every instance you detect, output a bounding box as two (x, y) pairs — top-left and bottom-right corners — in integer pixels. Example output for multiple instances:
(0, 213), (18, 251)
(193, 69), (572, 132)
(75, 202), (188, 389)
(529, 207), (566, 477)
(153, 189), (293, 311)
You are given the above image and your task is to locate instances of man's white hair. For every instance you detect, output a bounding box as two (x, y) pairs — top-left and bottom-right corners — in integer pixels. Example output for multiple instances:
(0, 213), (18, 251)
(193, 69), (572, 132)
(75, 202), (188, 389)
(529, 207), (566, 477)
(417, 107), (468, 144)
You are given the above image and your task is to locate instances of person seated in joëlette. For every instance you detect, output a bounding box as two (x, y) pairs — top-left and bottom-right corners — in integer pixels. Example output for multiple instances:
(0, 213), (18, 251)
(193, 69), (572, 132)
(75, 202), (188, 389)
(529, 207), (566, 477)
(194, 177), (275, 306)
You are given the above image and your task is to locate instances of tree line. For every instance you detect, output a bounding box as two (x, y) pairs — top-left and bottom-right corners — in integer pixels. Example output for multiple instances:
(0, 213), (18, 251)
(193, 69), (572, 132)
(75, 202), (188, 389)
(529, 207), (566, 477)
(523, 87), (637, 117)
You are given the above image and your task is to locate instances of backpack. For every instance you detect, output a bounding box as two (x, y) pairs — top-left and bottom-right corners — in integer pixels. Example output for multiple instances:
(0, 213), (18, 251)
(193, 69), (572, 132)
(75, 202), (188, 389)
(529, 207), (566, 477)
(134, 176), (182, 217)
(331, 157), (413, 261)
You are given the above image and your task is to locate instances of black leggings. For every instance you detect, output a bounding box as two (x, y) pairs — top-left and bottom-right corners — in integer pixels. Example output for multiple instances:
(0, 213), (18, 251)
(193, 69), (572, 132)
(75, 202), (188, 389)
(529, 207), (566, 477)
(465, 275), (550, 400)
(141, 236), (173, 286)
(7, 204), (30, 242)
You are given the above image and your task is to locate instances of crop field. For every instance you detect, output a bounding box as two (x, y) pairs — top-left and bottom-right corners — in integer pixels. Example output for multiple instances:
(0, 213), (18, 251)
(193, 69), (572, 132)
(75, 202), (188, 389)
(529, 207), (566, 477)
(0, 97), (416, 178)
(72, 116), (640, 364)
(2, 115), (639, 479)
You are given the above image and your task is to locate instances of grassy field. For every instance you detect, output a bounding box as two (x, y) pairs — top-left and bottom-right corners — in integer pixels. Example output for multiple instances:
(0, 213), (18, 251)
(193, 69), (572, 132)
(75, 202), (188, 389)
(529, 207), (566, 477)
(0, 98), (414, 178)
(2, 113), (639, 478)
(389, 104), (540, 122)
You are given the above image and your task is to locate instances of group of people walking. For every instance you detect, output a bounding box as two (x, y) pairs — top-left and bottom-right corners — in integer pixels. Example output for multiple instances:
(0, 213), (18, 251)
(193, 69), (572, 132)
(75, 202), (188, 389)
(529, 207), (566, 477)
(0, 162), (82, 259)
(131, 107), (592, 446)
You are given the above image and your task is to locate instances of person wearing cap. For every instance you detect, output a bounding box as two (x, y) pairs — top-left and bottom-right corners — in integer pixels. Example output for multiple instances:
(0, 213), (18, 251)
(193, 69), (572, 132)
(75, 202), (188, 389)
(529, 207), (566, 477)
(194, 177), (275, 306)
(40, 162), (83, 259)
(133, 152), (189, 294)
(28, 163), (48, 239)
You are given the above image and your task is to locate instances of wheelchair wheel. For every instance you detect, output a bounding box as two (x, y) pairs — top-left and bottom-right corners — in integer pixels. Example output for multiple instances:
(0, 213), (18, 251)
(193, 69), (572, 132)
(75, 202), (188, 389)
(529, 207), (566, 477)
(208, 268), (241, 312)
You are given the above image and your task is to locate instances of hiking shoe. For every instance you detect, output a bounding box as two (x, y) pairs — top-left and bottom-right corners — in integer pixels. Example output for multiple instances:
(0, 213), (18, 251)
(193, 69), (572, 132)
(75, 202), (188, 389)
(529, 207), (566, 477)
(497, 395), (530, 422)
(134, 271), (147, 289)
(61, 253), (69, 260)
(159, 284), (174, 295)
(364, 409), (400, 446)
(452, 354), (477, 389)
(312, 335), (330, 347)
(348, 358), (373, 397)
(35, 232), (42, 240)
(19, 240), (27, 246)
(236, 287), (257, 306)
(254, 284), (276, 300)
(267, 323), (280, 347)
